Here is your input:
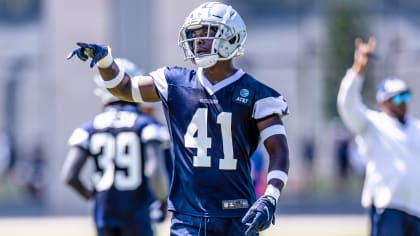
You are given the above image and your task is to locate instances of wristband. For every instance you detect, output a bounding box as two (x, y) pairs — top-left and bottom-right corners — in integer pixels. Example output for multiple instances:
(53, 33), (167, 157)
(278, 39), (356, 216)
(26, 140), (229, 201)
(103, 67), (125, 89)
(97, 46), (114, 68)
(267, 170), (288, 186)
(264, 184), (280, 202)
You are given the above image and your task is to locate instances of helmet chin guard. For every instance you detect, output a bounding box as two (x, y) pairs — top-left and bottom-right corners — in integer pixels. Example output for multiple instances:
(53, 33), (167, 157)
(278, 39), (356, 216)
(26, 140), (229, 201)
(178, 2), (247, 67)
(194, 55), (218, 68)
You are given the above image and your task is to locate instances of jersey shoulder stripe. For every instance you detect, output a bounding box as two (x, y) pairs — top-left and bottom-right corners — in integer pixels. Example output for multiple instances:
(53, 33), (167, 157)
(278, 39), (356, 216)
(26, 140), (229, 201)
(239, 75), (289, 119)
(67, 120), (94, 149)
(150, 66), (196, 101)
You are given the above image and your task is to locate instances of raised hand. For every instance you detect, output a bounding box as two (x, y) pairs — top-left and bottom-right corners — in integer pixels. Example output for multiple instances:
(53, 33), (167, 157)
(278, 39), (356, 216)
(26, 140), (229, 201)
(242, 195), (276, 236)
(67, 42), (110, 68)
(352, 37), (376, 74)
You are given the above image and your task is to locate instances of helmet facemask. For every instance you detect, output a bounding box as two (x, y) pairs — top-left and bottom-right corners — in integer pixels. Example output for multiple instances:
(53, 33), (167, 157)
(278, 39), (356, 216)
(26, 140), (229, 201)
(178, 2), (247, 68)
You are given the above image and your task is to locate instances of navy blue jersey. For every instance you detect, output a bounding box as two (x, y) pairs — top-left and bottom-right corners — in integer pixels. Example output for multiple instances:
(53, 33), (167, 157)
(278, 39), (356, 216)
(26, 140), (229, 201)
(67, 104), (169, 228)
(150, 67), (288, 217)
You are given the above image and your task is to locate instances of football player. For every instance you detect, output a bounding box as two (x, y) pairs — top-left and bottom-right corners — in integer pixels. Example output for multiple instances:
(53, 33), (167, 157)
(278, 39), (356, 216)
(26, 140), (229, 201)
(67, 2), (290, 235)
(61, 58), (170, 236)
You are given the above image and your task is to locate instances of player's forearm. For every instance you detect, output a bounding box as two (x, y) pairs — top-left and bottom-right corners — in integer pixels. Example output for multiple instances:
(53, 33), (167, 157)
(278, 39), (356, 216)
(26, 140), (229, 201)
(98, 62), (134, 102)
(144, 141), (170, 201)
(62, 165), (92, 200)
(256, 115), (289, 199)
(266, 136), (289, 192)
(148, 166), (170, 201)
(337, 69), (369, 134)
(66, 177), (93, 200)
(62, 148), (93, 200)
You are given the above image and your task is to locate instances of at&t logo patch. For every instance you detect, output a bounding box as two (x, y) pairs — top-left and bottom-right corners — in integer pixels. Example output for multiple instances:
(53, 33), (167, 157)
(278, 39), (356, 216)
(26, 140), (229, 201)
(232, 88), (253, 106)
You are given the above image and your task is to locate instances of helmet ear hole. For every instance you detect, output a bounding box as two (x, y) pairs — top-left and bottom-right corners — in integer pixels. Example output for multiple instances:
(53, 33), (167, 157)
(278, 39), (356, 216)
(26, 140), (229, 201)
(229, 35), (237, 44)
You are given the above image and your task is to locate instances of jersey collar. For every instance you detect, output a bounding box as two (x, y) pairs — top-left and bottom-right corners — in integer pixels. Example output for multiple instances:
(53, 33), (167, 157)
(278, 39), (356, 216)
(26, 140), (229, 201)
(197, 67), (245, 95)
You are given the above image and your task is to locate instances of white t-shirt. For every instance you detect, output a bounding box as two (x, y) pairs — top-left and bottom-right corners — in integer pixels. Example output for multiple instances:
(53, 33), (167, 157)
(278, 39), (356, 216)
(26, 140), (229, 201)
(338, 69), (420, 218)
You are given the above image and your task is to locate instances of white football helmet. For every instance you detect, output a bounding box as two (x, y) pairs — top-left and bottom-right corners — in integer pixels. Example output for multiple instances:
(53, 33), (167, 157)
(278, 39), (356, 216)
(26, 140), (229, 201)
(93, 58), (143, 104)
(178, 2), (247, 68)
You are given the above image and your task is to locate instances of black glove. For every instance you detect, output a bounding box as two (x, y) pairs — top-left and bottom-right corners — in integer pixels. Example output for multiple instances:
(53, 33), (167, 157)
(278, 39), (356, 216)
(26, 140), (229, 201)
(149, 199), (168, 223)
(242, 195), (276, 236)
(66, 42), (109, 68)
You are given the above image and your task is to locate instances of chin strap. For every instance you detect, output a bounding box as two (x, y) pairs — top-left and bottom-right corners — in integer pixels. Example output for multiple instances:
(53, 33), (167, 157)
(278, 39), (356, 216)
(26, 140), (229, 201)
(194, 55), (218, 68)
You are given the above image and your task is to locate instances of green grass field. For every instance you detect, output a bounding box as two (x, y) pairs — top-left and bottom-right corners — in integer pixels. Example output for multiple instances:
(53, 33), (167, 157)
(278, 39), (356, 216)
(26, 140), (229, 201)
(0, 214), (368, 236)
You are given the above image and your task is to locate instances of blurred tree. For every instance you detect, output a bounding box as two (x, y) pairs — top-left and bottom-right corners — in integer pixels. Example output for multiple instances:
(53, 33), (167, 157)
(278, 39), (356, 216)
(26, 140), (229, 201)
(324, 1), (375, 119)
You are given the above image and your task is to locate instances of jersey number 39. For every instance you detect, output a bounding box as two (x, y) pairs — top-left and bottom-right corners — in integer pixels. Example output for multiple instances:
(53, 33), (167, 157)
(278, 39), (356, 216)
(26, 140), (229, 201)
(90, 132), (142, 191)
(184, 108), (237, 170)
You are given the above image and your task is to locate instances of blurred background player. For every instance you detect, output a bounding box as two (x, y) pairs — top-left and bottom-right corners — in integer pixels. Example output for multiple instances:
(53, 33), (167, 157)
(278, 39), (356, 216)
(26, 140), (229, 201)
(67, 2), (290, 235)
(140, 101), (174, 224)
(338, 37), (420, 236)
(61, 58), (170, 236)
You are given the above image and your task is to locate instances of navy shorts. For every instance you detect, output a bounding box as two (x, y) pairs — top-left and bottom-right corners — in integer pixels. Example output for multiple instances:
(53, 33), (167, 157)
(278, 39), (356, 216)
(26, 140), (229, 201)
(170, 212), (259, 236)
(370, 206), (420, 236)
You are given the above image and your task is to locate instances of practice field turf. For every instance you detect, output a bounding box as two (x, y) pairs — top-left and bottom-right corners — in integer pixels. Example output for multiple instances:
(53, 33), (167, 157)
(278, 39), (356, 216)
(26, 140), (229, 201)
(0, 214), (368, 236)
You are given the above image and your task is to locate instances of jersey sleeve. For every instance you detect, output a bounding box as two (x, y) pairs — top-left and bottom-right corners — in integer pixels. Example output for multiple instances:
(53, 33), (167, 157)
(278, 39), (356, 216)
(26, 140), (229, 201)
(150, 66), (196, 104)
(252, 85), (289, 120)
(67, 122), (92, 150)
(149, 67), (169, 102)
(68, 128), (89, 150)
(337, 69), (369, 135)
(141, 124), (170, 144)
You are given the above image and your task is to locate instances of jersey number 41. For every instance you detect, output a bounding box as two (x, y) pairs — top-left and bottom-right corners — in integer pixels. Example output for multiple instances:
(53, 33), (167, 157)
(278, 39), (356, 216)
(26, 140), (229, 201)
(185, 108), (237, 170)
